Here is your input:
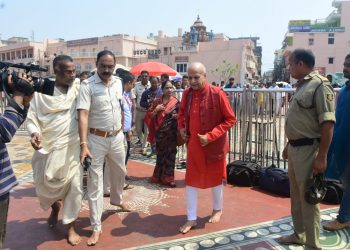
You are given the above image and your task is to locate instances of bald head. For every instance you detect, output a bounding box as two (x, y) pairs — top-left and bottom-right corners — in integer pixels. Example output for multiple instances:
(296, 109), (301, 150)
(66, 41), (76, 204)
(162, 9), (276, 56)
(188, 62), (206, 75)
(187, 62), (207, 90)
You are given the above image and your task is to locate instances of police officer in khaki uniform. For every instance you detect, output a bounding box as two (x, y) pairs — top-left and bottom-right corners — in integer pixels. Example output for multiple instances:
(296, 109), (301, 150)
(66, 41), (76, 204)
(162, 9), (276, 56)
(77, 50), (130, 246)
(278, 49), (335, 250)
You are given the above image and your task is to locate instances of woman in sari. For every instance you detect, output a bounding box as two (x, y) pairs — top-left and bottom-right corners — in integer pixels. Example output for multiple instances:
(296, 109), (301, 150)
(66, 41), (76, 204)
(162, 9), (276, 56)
(146, 81), (179, 187)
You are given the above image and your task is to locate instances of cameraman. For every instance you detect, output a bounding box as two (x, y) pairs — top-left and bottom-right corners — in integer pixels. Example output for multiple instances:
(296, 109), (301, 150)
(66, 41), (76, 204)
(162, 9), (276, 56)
(0, 75), (32, 249)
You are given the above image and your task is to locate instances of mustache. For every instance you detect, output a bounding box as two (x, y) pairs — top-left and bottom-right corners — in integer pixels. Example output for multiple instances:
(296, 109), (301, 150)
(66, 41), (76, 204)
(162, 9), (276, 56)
(102, 72), (112, 76)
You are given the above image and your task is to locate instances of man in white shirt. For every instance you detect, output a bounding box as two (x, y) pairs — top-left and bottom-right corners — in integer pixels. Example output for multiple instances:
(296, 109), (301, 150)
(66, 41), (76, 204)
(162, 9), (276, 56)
(77, 50), (129, 246)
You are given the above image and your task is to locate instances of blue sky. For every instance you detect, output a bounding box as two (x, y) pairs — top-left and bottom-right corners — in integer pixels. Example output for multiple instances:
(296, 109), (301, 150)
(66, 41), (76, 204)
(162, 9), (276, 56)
(0, 0), (336, 72)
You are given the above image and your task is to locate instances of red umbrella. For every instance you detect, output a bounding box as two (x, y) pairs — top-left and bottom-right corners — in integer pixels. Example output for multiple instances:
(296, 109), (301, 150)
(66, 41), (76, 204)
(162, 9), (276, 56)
(130, 61), (177, 76)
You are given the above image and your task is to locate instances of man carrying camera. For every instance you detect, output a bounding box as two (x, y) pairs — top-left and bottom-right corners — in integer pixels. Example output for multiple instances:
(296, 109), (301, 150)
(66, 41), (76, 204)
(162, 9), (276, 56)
(0, 74), (32, 249)
(27, 55), (83, 246)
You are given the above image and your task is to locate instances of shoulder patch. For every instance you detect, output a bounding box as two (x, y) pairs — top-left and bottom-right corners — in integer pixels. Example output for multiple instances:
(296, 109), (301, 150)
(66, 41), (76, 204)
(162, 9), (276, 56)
(318, 75), (329, 82)
(326, 93), (334, 102)
(84, 77), (95, 85)
(114, 75), (122, 81)
(81, 80), (89, 85)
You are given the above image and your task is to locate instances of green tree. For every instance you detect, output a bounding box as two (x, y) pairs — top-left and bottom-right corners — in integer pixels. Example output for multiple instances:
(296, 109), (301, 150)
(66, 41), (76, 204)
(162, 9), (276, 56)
(210, 60), (240, 83)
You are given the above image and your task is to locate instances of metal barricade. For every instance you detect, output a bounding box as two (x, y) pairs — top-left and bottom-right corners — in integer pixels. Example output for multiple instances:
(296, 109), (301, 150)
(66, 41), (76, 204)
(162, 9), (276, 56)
(174, 87), (340, 169)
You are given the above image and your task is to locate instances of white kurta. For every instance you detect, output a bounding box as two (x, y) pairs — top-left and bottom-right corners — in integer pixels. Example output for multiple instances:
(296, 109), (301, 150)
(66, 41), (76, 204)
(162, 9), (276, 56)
(27, 79), (83, 224)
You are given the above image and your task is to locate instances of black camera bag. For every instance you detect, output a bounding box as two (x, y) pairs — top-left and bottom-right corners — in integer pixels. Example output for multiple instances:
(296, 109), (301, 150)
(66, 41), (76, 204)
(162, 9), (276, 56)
(258, 165), (290, 197)
(323, 179), (343, 204)
(227, 160), (261, 186)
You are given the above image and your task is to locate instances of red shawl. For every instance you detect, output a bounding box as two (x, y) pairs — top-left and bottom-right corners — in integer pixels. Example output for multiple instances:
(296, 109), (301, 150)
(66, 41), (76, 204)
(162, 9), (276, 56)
(145, 96), (178, 144)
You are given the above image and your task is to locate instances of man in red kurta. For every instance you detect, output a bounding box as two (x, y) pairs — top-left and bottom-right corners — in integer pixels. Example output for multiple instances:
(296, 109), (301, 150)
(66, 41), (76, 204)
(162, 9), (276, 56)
(178, 62), (237, 233)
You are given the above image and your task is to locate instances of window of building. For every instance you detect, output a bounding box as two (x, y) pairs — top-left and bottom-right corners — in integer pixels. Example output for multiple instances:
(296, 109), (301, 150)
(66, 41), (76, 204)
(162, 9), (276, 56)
(28, 49), (33, 58)
(176, 63), (187, 73)
(308, 38), (314, 46)
(164, 47), (168, 55)
(328, 57), (334, 64)
(85, 63), (92, 70)
(16, 51), (21, 59)
(1, 54), (5, 60)
(104, 47), (108, 50)
(76, 64), (81, 72)
(328, 33), (334, 44)
(22, 50), (27, 58)
(6, 52), (10, 60)
(11, 52), (15, 60)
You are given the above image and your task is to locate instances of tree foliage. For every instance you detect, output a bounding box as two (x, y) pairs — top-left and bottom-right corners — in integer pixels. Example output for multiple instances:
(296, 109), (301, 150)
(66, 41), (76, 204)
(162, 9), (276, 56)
(210, 60), (240, 83)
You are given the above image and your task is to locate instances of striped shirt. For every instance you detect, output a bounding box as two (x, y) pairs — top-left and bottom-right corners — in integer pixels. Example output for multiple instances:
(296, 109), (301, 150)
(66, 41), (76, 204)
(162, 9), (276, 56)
(0, 105), (26, 198)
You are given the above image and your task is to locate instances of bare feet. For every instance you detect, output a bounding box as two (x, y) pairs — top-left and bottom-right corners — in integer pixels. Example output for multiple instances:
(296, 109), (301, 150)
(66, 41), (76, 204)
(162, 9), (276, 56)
(47, 201), (61, 228)
(123, 184), (134, 190)
(110, 202), (131, 212)
(67, 222), (81, 246)
(208, 209), (222, 223)
(117, 204), (131, 212)
(87, 231), (101, 246)
(179, 220), (197, 234)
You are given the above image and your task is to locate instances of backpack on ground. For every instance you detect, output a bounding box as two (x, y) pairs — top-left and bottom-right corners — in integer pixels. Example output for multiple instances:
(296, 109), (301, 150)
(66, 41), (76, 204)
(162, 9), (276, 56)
(226, 160), (261, 187)
(323, 179), (343, 204)
(258, 165), (290, 197)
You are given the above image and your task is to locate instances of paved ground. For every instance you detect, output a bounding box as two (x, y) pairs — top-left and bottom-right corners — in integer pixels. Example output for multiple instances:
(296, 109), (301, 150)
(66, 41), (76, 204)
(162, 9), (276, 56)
(3, 132), (349, 250)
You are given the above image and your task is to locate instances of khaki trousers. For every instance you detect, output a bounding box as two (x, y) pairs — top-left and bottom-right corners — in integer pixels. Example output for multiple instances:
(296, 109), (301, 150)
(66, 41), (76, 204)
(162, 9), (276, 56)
(135, 109), (148, 149)
(104, 134), (128, 194)
(87, 132), (126, 232)
(288, 142), (322, 250)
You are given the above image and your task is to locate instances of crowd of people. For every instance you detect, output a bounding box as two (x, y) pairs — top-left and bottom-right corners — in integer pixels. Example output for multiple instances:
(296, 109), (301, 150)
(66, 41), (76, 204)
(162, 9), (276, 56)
(0, 49), (349, 250)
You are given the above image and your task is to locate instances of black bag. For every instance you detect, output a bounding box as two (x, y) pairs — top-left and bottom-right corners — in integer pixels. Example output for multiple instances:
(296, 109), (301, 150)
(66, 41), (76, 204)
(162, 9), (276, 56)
(304, 174), (327, 205)
(227, 160), (261, 187)
(258, 165), (290, 197)
(323, 179), (343, 204)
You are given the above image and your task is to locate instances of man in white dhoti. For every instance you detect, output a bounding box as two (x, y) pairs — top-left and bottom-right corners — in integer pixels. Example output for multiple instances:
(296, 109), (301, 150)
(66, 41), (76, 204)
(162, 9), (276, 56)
(27, 55), (83, 246)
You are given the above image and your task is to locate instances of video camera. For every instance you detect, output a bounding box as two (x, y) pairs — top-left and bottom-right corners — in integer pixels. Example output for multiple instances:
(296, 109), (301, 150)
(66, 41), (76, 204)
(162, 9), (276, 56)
(0, 61), (55, 97)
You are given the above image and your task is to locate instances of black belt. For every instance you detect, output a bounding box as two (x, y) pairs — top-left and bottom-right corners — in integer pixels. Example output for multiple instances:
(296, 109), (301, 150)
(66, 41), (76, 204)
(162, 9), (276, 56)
(289, 138), (320, 147)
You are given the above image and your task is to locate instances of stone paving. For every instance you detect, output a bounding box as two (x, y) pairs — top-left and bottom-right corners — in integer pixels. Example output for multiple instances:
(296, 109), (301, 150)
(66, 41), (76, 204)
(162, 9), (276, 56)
(4, 132), (349, 250)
